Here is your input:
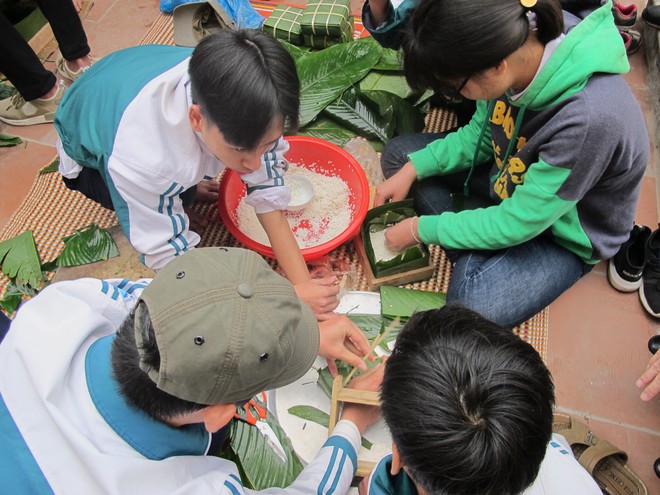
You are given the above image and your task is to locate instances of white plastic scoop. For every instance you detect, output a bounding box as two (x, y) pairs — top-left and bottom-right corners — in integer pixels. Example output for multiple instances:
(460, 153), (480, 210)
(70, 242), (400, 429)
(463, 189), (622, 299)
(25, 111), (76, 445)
(287, 176), (315, 211)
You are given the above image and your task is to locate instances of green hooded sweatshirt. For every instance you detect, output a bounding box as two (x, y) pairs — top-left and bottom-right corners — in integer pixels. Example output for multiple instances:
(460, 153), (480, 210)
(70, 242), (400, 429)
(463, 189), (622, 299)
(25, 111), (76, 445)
(411, 2), (648, 263)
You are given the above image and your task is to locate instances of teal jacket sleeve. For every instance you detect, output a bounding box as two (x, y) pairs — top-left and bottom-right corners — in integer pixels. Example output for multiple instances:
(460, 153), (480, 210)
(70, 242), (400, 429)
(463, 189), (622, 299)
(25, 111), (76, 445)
(361, 0), (418, 49)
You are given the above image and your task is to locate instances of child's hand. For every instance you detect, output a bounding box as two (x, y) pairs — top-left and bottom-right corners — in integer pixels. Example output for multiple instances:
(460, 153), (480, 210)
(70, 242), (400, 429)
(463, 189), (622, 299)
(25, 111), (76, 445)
(368, 0), (390, 24)
(295, 277), (341, 321)
(384, 218), (418, 251)
(374, 162), (417, 207)
(637, 349), (660, 401)
(318, 315), (372, 376)
(184, 207), (210, 233)
(195, 180), (220, 203)
(341, 363), (385, 434)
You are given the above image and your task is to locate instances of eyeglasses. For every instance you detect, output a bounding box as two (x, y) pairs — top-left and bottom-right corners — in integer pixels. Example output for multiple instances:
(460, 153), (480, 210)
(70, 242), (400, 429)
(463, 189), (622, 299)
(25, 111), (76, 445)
(436, 75), (470, 103)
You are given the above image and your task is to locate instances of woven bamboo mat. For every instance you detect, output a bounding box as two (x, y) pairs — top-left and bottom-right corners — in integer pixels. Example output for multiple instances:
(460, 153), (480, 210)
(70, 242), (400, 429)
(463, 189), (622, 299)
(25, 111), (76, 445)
(0, 5), (548, 359)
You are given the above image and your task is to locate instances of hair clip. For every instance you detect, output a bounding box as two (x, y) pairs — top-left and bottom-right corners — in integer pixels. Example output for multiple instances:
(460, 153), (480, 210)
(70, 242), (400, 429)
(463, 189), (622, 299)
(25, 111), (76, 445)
(520, 0), (537, 8)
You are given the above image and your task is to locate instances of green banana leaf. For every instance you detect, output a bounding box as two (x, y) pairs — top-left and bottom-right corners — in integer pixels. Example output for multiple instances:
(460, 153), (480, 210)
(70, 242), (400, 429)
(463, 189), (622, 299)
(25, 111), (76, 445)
(361, 90), (425, 136)
(347, 314), (383, 340)
(57, 224), (119, 267)
(227, 412), (304, 490)
(380, 285), (446, 320)
(373, 48), (403, 71)
(279, 40), (311, 61)
(0, 230), (43, 288)
(298, 37), (382, 126)
(0, 133), (22, 147)
(413, 89), (434, 107)
(359, 71), (414, 100)
(298, 117), (358, 147)
(287, 405), (373, 449)
(0, 282), (24, 314)
(297, 117), (384, 152)
(323, 87), (391, 143)
(39, 158), (59, 174)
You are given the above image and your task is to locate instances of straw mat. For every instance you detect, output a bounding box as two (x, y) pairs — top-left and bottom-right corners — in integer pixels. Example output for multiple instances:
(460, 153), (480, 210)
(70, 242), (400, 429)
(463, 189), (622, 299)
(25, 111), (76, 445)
(0, 4), (548, 359)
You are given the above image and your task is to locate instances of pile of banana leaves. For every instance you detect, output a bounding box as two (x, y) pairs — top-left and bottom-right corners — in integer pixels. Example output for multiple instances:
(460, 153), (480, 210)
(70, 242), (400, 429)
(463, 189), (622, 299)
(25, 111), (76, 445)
(283, 37), (430, 150)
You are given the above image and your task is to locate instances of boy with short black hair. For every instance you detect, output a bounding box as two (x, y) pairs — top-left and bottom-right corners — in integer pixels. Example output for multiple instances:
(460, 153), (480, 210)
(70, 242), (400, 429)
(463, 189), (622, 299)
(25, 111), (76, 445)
(369, 305), (600, 494)
(55, 29), (339, 318)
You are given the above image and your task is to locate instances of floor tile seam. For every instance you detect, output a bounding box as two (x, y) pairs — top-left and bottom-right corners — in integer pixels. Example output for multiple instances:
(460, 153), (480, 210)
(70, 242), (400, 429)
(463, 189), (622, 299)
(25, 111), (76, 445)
(86, 0), (120, 27)
(555, 406), (660, 435)
(11, 138), (57, 149)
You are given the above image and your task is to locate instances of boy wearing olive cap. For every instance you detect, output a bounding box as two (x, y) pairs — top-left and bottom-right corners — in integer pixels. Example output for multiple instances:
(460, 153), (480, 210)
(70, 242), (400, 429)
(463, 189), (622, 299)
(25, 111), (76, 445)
(0, 248), (379, 494)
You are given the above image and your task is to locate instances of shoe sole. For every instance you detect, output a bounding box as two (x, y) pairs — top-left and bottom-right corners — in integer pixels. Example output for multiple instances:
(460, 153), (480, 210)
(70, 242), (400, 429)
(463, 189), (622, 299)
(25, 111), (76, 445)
(0, 112), (55, 126)
(607, 259), (642, 292)
(643, 19), (660, 30)
(639, 286), (660, 318)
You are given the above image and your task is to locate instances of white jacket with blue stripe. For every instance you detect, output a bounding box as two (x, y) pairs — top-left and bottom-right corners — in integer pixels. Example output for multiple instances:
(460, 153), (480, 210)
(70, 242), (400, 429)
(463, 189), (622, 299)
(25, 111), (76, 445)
(0, 279), (361, 494)
(55, 45), (291, 271)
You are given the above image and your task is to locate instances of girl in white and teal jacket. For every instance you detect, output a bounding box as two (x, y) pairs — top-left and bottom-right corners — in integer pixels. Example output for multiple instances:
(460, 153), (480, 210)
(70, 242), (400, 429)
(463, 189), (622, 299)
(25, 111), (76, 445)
(375, 0), (648, 327)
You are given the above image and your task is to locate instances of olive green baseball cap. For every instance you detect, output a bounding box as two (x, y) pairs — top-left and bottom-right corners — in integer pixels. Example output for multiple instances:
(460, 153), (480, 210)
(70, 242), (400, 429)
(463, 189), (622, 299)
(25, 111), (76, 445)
(134, 247), (319, 405)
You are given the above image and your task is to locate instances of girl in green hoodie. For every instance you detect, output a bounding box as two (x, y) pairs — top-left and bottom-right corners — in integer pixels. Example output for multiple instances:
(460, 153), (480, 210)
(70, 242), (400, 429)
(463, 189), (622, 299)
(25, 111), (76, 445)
(374, 0), (648, 327)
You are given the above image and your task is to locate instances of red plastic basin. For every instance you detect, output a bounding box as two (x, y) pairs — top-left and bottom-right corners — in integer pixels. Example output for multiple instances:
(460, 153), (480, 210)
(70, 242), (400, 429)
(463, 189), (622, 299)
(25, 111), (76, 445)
(218, 136), (369, 261)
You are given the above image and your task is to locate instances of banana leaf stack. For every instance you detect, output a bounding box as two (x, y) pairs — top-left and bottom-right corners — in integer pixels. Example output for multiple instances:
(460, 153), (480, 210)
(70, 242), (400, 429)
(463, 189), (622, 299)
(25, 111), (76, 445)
(283, 37), (431, 151)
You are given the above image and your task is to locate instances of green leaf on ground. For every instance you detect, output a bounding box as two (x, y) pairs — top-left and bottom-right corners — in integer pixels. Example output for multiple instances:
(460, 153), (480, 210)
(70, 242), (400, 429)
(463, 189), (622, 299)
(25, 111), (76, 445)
(228, 410), (304, 489)
(298, 117), (358, 147)
(359, 71), (414, 100)
(380, 286), (446, 319)
(298, 37), (382, 126)
(0, 133), (23, 147)
(323, 87), (391, 142)
(373, 48), (403, 71)
(39, 158), (60, 174)
(0, 231), (44, 288)
(361, 90), (425, 136)
(279, 40), (311, 61)
(0, 282), (23, 314)
(57, 224), (119, 267)
(287, 405), (373, 449)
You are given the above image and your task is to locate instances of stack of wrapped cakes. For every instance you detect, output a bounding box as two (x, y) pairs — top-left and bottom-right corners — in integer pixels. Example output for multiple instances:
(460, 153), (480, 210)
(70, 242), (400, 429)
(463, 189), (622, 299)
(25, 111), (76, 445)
(263, 0), (354, 48)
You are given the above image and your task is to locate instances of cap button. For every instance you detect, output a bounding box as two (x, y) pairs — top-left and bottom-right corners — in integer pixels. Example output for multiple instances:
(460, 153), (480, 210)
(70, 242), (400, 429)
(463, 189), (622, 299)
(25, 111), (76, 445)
(237, 283), (253, 298)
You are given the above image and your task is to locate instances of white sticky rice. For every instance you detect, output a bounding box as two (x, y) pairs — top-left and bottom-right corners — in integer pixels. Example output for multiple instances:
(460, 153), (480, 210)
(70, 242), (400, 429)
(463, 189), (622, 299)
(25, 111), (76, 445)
(236, 164), (353, 248)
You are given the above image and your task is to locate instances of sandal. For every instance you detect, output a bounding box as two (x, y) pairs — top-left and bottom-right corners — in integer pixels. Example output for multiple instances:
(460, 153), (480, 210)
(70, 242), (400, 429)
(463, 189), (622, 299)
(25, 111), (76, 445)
(552, 413), (648, 495)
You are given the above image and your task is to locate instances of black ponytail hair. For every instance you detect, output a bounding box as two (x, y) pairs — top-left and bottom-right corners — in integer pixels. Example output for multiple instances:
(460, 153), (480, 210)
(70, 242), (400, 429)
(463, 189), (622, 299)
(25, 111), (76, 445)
(403, 0), (564, 93)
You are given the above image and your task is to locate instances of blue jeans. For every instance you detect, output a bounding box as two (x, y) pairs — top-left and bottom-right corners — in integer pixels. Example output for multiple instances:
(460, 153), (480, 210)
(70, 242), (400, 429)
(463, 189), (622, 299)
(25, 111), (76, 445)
(381, 133), (593, 328)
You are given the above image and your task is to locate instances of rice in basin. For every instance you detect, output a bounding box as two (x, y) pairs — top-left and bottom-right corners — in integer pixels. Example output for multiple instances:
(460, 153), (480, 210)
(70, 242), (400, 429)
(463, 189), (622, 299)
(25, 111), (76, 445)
(236, 164), (353, 248)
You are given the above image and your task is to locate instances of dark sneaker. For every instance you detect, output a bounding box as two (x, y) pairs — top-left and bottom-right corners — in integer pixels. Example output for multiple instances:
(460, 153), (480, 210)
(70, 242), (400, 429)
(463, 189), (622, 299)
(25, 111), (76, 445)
(640, 227), (660, 318)
(642, 4), (660, 29)
(608, 225), (651, 292)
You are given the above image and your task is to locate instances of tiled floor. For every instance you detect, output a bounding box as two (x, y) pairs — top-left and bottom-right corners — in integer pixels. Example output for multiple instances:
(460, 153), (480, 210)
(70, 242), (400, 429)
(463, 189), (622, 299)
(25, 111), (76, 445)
(1, 0), (659, 491)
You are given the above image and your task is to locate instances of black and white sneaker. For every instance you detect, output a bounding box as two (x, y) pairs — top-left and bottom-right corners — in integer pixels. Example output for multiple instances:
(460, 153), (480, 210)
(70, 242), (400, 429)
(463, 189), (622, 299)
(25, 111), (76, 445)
(608, 225), (651, 292)
(640, 227), (660, 318)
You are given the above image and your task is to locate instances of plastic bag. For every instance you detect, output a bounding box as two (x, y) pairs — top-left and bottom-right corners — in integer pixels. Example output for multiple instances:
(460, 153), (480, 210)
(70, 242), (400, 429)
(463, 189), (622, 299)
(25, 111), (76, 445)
(160, 0), (264, 29)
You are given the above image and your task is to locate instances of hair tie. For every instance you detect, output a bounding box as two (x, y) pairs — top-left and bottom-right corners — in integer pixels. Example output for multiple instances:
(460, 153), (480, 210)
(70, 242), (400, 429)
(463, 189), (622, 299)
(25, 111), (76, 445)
(520, 0), (536, 8)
